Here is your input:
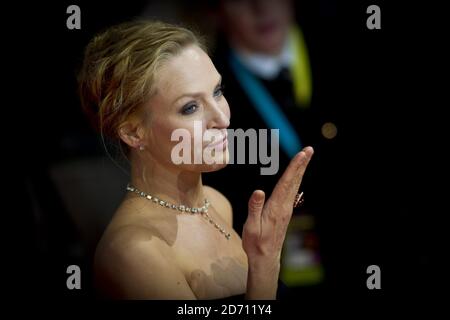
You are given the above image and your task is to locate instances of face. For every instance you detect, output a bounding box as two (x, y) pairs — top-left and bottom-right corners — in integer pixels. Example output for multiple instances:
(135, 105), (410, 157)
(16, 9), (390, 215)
(219, 0), (293, 55)
(139, 44), (231, 173)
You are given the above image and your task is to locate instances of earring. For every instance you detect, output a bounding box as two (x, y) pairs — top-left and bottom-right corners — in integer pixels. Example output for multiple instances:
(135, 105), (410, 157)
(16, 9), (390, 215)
(139, 145), (145, 151)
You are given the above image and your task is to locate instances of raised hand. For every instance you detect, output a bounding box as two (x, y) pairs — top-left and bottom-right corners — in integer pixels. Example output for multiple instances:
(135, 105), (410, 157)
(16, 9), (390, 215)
(242, 147), (314, 299)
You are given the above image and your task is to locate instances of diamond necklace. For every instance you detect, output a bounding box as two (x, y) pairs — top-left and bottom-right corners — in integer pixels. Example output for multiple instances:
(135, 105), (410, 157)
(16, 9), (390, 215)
(126, 184), (231, 240)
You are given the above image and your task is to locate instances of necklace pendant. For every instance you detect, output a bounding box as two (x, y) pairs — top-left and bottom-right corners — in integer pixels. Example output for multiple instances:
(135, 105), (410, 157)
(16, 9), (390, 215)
(126, 183), (230, 241)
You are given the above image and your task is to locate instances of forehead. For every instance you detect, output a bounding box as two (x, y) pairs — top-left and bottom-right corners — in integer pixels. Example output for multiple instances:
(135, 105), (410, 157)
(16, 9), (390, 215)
(155, 45), (219, 97)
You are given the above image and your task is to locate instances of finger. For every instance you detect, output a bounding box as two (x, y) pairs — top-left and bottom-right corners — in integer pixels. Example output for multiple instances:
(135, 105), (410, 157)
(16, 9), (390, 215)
(270, 146), (314, 204)
(243, 190), (266, 243)
(247, 190), (265, 221)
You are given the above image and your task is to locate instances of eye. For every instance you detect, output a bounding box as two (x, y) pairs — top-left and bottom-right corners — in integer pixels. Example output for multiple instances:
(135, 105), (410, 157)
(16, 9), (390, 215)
(213, 83), (225, 98)
(181, 102), (198, 115)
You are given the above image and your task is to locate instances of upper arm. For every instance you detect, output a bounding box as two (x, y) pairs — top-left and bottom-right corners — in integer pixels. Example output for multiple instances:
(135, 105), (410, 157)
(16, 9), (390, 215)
(204, 186), (233, 227)
(95, 231), (197, 299)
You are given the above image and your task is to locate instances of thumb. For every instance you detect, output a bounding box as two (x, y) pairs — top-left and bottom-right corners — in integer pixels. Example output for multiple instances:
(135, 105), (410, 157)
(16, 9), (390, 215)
(247, 190), (265, 221)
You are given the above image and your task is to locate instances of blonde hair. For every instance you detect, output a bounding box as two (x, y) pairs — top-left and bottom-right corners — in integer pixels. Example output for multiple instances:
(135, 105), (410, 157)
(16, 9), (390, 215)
(78, 20), (206, 146)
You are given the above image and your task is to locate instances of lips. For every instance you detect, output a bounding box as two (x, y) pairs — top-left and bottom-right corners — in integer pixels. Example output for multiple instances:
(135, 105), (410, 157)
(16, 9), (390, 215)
(205, 132), (228, 148)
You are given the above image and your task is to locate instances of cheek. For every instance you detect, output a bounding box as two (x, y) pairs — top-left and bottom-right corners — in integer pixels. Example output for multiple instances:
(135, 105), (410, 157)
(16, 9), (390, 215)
(149, 117), (205, 162)
(150, 120), (172, 142)
(147, 119), (182, 158)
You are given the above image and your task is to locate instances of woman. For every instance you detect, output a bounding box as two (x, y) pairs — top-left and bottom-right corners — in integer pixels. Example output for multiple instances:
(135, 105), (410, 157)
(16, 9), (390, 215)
(78, 20), (313, 300)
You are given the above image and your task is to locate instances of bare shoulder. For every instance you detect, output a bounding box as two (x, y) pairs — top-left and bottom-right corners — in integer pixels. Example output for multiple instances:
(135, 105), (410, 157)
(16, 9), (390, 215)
(94, 214), (196, 299)
(203, 185), (233, 227)
(95, 224), (167, 261)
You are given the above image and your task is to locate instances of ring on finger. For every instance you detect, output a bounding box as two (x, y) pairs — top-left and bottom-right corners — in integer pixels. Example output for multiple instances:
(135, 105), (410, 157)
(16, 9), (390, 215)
(293, 192), (304, 208)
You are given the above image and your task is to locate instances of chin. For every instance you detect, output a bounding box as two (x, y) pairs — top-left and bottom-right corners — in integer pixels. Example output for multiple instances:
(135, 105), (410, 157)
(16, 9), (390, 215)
(201, 149), (230, 172)
(254, 29), (287, 54)
(177, 149), (230, 173)
(201, 161), (229, 173)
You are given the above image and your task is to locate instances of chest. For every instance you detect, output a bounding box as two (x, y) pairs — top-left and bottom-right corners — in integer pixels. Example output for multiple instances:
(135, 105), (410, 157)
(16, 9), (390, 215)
(173, 215), (248, 299)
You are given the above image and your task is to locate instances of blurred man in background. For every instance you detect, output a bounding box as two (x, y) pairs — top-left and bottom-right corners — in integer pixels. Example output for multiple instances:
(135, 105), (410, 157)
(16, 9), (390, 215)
(198, 0), (342, 293)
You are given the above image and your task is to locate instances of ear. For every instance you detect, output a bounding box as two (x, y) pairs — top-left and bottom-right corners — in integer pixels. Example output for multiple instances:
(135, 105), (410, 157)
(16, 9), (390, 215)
(118, 118), (146, 150)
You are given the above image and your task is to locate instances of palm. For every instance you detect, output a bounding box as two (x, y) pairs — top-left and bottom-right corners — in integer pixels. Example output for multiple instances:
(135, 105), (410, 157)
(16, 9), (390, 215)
(242, 147), (314, 262)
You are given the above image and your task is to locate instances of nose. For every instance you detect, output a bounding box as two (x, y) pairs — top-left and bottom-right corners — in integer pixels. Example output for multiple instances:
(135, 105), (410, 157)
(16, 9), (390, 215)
(206, 101), (230, 131)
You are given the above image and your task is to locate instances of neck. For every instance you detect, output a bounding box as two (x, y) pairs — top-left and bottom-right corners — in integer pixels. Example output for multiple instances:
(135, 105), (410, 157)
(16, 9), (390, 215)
(129, 152), (205, 208)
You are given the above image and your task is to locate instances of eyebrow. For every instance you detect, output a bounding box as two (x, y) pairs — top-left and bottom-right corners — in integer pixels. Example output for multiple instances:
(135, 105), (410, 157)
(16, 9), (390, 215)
(172, 75), (222, 105)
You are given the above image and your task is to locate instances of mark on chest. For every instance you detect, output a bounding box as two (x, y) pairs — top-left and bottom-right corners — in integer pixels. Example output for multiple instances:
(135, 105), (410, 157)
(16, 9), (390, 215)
(187, 256), (247, 299)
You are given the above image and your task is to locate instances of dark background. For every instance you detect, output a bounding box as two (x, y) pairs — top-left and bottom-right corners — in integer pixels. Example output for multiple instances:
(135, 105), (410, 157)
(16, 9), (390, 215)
(4, 0), (445, 310)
